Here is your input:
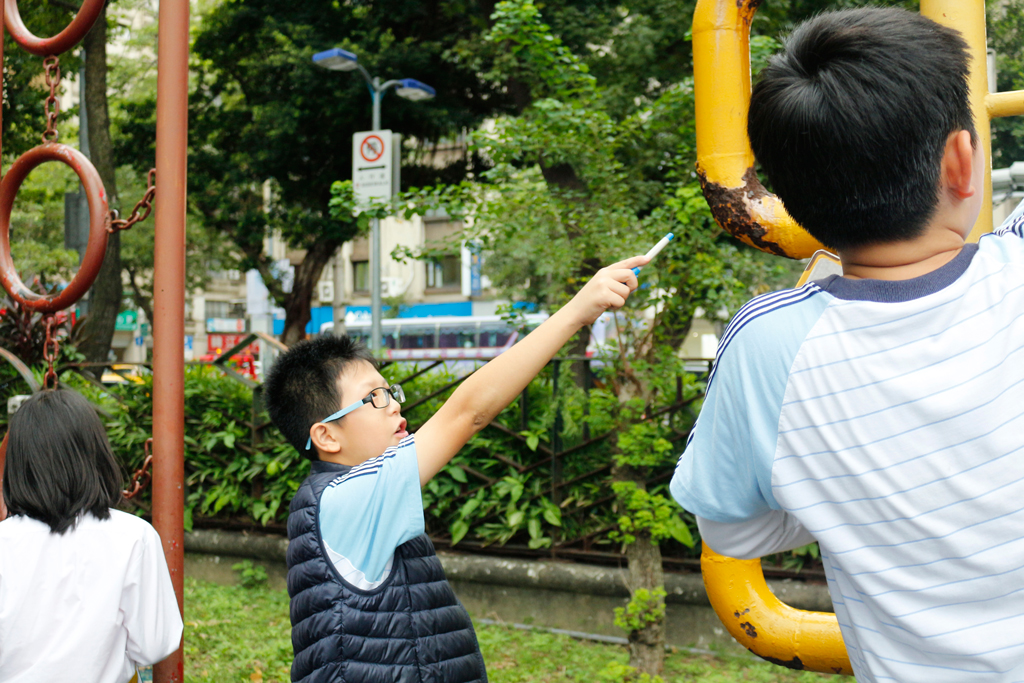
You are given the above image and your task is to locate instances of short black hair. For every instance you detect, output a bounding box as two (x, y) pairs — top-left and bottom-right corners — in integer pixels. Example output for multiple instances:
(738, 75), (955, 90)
(3, 389), (124, 534)
(263, 335), (376, 460)
(748, 8), (976, 251)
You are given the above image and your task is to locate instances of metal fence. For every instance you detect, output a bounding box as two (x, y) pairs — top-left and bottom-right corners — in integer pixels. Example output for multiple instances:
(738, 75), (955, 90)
(0, 339), (718, 567)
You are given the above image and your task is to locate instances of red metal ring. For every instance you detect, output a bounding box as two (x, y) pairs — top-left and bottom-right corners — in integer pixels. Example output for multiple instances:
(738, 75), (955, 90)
(0, 143), (109, 313)
(4, 0), (107, 57)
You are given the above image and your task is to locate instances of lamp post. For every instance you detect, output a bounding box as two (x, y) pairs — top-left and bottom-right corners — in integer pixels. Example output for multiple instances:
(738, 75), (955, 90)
(313, 47), (435, 353)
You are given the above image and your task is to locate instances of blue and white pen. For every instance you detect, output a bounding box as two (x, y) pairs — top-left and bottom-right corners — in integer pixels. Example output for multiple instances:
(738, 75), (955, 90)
(632, 232), (674, 275)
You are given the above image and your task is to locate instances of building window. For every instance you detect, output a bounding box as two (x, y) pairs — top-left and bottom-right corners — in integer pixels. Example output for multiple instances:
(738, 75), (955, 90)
(353, 260), (369, 293)
(205, 300), (245, 319)
(426, 255), (461, 290)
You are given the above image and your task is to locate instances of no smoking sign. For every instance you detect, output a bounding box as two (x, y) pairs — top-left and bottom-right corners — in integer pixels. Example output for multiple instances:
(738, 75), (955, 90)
(352, 129), (393, 202)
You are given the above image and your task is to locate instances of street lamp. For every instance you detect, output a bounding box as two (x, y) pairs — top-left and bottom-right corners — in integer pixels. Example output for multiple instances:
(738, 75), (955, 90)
(314, 48), (436, 353)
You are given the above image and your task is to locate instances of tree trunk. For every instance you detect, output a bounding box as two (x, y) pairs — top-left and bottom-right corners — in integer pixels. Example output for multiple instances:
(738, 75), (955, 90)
(126, 267), (154, 336)
(76, 6), (122, 364)
(280, 238), (338, 346)
(625, 533), (666, 676)
(613, 464), (666, 678)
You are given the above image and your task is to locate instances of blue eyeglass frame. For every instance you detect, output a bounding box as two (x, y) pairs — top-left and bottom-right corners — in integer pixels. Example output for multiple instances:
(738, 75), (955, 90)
(305, 384), (405, 450)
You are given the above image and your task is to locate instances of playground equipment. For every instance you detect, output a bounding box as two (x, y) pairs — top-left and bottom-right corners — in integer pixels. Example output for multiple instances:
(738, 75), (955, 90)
(0, 1), (188, 680)
(693, 0), (1024, 673)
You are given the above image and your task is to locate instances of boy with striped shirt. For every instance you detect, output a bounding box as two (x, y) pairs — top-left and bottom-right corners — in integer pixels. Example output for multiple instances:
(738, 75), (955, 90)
(672, 8), (1024, 682)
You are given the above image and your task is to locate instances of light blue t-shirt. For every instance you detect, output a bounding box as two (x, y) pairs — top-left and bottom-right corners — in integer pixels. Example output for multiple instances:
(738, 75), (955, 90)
(318, 434), (424, 590)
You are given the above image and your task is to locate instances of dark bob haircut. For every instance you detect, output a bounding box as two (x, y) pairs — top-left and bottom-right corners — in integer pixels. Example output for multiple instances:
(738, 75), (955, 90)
(263, 335), (375, 461)
(3, 389), (124, 534)
(748, 8), (976, 251)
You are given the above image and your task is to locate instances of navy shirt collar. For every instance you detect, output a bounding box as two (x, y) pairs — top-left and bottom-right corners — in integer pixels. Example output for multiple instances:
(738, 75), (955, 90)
(815, 243), (978, 303)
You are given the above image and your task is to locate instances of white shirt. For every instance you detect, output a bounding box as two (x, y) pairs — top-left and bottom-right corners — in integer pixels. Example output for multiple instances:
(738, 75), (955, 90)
(0, 509), (183, 683)
(672, 209), (1024, 682)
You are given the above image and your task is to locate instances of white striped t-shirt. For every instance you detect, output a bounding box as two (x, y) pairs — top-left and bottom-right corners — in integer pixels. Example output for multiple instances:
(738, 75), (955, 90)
(672, 210), (1024, 682)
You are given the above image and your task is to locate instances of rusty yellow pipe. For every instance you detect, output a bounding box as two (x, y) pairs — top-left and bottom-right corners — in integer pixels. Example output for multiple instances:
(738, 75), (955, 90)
(692, 0), (825, 259)
(693, 3), (845, 666)
(700, 535), (848, 674)
(702, 545), (852, 675)
(988, 91), (1024, 120)
(694, 0), (1024, 256)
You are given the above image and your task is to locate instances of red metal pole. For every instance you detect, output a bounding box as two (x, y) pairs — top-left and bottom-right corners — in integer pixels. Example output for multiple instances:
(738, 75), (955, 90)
(2, 0), (5, 168)
(152, 0), (188, 680)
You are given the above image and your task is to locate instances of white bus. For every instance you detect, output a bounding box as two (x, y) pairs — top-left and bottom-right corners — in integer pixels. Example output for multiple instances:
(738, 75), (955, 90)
(319, 314), (549, 360)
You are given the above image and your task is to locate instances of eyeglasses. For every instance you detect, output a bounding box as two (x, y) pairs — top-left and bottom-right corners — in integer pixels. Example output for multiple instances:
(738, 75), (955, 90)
(306, 384), (406, 450)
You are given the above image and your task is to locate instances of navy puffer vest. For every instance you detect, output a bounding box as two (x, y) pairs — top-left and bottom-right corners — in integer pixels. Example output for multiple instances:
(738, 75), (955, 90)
(287, 460), (487, 683)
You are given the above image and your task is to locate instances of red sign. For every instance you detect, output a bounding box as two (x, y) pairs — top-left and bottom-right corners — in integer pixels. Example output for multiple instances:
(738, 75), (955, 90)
(360, 135), (385, 163)
(207, 334), (260, 356)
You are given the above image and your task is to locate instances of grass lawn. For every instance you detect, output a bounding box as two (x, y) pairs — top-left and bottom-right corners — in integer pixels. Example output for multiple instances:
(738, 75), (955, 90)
(184, 577), (846, 683)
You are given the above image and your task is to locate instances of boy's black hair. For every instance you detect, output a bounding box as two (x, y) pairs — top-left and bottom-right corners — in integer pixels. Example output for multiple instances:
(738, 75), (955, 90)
(263, 335), (376, 461)
(748, 8), (976, 251)
(3, 389), (124, 534)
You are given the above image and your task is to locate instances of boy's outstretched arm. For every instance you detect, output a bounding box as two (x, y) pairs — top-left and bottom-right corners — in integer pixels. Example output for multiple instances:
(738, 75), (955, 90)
(414, 254), (650, 485)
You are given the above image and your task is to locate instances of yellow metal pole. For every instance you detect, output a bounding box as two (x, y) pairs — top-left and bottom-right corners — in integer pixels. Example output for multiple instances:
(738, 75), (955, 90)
(921, 0), (992, 240)
(988, 91), (1024, 119)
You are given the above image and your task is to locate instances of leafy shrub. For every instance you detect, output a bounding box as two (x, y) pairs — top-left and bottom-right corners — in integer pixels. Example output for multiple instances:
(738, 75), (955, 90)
(0, 356), (820, 571)
(231, 559), (269, 588)
(95, 364), (303, 530)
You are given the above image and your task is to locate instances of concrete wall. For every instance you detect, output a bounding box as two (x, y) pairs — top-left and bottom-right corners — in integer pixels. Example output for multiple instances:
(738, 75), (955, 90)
(184, 529), (833, 653)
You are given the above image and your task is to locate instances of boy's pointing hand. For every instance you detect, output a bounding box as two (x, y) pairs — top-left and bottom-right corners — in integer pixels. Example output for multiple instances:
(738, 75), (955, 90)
(566, 254), (650, 327)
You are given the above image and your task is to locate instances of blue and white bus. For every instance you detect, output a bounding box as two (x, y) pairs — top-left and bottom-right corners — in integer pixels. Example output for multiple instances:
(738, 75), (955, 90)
(319, 314), (549, 360)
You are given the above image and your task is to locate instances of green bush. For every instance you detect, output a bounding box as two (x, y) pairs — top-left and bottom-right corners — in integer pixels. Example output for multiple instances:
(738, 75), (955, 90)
(0, 356), (824, 569)
(79, 359), (704, 556)
(90, 364), (302, 530)
(232, 559), (270, 588)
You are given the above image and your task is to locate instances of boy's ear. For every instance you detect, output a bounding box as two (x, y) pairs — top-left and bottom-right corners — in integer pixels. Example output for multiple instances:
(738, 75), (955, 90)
(309, 422), (342, 455)
(942, 129), (977, 201)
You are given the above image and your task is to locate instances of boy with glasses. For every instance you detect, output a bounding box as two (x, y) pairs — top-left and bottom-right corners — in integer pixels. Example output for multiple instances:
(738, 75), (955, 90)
(264, 254), (648, 683)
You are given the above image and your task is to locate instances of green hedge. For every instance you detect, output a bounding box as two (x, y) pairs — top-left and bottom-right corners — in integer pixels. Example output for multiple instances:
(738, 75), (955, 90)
(72, 361), (699, 557)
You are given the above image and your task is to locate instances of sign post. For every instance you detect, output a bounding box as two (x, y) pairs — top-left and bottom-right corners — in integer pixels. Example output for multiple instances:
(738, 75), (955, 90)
(353, 130), (392, 201)
(353, 130), (394, 352)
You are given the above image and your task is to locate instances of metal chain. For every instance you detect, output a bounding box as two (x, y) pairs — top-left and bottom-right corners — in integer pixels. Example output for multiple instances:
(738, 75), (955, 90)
(42, 56), (61, 143)
(108, 169), (156, 233)
(123, 438), (154, 500)
(42, 315), (60, 389)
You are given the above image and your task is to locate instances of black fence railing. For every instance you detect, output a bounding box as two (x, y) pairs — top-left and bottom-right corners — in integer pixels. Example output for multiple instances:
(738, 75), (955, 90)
(0, 343), (721, 567)
(379, 355), (712, 563)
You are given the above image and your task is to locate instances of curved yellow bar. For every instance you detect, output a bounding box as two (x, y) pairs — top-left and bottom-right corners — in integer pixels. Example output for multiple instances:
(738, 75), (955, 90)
(694, 0), (1024, 254)
(702, 544), (852, 675)
(692, 0), (825, 259)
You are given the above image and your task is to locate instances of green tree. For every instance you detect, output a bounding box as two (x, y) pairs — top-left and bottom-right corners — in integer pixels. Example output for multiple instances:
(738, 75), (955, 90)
(413, 1), (990, 676)
(2, 2), (81, 158)
(379, 2), (795, 674)
(181, 0), (523, 344)
(2, 2), (82, 296)
(106, 0), (231, 332)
